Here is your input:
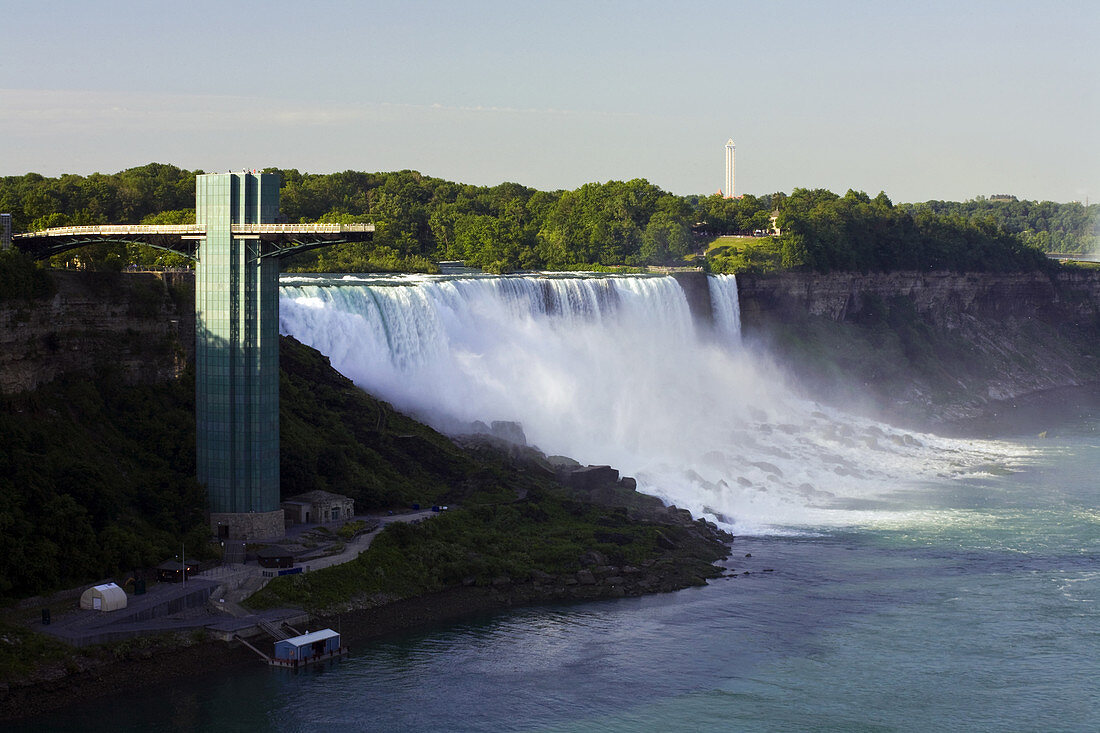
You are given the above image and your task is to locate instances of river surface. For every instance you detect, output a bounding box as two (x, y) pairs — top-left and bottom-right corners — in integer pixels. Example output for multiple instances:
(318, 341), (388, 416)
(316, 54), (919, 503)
(22, 419), (1100, 731)
(20, 273), (1100, 731)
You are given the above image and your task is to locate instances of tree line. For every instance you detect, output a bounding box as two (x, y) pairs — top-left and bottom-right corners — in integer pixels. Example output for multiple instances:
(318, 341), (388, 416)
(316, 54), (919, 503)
(900, 195), (1099, 254)
(773, 189), (1055, 273)
(1, 163), (1092, 274)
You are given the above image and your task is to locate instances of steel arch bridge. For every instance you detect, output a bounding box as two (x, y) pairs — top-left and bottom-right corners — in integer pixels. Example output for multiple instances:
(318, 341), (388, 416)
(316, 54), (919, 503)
(10, 222), (374, 262)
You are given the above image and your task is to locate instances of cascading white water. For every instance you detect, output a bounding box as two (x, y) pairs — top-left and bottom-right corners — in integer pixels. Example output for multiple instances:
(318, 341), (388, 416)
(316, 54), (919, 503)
(280, 272), (1025, 534)
(708, 274), (741, 339)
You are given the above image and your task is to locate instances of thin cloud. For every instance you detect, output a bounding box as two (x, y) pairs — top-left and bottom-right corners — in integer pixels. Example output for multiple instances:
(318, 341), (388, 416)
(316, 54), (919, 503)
(1, 89), (648, 136)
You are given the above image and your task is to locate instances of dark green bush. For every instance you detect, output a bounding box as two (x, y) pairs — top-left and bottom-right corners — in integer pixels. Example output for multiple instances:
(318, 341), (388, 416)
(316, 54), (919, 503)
(0, 250), (55, 301)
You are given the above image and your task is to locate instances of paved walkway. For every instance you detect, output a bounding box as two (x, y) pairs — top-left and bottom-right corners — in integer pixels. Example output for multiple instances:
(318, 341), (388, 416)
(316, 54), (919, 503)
(37, 510), (440, 647)
(301, 510), (437, 571)
(198, 510), (439, 604)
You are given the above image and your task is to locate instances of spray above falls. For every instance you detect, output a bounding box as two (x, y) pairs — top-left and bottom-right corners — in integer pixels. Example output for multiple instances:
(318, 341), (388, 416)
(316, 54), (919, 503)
(280, 272), (1023, 534)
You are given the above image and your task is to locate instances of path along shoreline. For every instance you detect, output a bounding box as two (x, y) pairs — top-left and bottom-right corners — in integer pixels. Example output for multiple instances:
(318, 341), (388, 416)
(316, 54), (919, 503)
(1, 510), (732, 722)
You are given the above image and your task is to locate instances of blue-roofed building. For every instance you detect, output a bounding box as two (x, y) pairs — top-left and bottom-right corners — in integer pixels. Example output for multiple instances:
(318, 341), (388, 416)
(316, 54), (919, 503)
(272, 628), (345, 667)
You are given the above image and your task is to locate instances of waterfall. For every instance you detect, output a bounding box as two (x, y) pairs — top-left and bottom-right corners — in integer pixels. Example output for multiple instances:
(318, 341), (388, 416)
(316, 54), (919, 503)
(280, 272), (1021, 534)
(708, 274), (741, 340)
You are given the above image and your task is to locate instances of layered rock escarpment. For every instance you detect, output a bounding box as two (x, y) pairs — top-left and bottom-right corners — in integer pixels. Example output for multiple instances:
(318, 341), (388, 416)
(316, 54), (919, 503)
(736, 270), (1100, 325)
(736, 270), (1100, 424)
(0, 271), (195, 394)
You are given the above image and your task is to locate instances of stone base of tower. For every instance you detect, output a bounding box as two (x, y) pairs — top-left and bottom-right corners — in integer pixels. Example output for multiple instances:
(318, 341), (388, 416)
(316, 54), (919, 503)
(210, 510), (285, 541)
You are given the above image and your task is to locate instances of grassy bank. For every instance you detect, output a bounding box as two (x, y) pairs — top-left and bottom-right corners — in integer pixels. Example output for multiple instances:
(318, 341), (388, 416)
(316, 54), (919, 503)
(705, 235), (784, 274)
(248, 486), (729, 613)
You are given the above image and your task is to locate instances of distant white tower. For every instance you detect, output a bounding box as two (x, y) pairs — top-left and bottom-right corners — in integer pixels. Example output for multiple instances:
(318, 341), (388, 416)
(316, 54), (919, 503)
(724, 138), (735, 198)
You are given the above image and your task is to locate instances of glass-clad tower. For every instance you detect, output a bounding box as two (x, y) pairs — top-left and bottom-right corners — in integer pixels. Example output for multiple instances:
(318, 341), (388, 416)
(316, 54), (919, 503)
(195, 173), (283, 537)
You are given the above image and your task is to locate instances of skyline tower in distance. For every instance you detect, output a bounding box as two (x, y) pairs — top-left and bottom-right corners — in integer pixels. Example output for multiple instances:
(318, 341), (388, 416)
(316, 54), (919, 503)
(724, 138), (735, 198)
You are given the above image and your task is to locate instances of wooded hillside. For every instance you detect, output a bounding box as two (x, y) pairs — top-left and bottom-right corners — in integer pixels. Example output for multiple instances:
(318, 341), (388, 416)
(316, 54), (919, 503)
(3, 164), (1091, 274)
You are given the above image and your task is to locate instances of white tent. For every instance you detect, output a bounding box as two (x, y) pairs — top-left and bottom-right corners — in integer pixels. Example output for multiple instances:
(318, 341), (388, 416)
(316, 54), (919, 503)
(79, 582), (128, 612)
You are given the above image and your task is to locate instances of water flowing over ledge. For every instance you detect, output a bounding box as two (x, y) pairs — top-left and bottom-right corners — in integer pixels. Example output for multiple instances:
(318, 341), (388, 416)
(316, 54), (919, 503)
(280, 272), (1027, 535)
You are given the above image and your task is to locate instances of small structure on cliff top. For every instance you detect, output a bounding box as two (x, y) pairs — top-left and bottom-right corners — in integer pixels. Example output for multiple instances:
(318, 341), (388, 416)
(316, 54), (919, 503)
(256, 546), (295, 569)
(79, 582), (127, 612)
(281, 490), (355, 525)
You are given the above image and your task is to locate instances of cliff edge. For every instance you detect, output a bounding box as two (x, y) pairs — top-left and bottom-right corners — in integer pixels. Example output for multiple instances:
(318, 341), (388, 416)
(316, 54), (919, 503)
(736, 269), (1100, 426)
(0, 271), (194, 395)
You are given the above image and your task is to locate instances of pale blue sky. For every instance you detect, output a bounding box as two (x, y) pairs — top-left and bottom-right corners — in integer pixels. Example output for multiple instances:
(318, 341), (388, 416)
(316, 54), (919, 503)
(2, 0), (1097, 202)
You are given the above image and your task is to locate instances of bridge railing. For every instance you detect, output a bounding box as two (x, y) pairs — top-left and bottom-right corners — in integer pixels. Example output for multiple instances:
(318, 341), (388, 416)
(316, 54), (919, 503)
(18, 224), (206, 238)
(15, 223), (375, 239)
(233, 223), (375, 234)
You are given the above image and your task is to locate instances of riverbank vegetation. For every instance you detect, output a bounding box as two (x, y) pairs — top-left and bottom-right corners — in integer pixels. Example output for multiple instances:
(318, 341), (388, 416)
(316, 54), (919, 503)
(247, 486), (728, 613)
(2, 164), (1092, 275)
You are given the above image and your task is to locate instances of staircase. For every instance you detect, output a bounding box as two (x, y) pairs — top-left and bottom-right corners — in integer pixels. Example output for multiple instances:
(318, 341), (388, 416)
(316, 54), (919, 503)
(259, 619), (291, 640)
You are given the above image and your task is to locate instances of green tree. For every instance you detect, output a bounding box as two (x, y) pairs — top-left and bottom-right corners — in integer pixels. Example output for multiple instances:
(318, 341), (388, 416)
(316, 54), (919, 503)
(641, 209), (692, 263)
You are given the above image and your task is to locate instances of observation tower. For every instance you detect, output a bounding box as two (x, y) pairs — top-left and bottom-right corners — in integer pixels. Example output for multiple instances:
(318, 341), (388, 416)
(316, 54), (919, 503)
(724, 138), (736, 198)
(10, 172), (374, 539)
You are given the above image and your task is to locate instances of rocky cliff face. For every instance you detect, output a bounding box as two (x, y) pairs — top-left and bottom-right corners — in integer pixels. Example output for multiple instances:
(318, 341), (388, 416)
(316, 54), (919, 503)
(737, 270), (1100, 325)
(0, 271), (195, 394)
(736, 270), (1100, 425)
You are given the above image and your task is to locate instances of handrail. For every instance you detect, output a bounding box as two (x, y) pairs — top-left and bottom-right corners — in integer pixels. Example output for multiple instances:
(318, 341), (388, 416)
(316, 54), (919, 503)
(234, 634), (272, 662)
(16, 223), (374, 238)
(17, 225), (205, 237)
(233, 224), (374, 233)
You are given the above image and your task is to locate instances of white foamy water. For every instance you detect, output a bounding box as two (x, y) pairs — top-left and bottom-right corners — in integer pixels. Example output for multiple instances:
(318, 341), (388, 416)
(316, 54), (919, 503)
(280, 272), (1028, 534)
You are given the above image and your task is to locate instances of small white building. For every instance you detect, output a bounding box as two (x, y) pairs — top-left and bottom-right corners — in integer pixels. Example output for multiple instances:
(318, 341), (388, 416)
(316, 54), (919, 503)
(80, 582), (128, 612)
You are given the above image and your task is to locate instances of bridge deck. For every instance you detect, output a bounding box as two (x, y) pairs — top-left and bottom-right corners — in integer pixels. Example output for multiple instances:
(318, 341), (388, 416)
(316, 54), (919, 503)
(17, 223), (374, 238)
(11, 223), (375, 260)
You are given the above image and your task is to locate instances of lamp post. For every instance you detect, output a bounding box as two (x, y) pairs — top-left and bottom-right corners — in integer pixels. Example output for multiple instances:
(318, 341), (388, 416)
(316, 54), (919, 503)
(176, 544), (186, 586)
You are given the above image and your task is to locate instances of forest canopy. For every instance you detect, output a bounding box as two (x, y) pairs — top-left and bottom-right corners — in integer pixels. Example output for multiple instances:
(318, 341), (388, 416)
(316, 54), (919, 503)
(1, 163), (1093, 275)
